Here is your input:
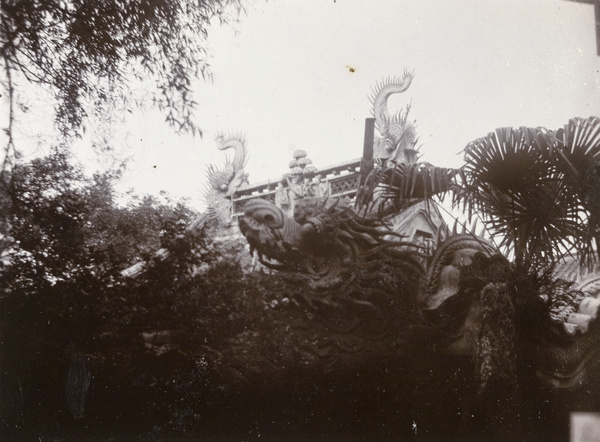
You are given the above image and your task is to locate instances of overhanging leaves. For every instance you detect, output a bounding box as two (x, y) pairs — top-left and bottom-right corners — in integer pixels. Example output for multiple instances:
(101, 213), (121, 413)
(1, 0), (244, 145)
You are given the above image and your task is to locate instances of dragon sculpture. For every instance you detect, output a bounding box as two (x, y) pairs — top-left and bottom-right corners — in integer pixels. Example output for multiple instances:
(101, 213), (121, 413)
(237, 75), (600, 436)
(370, 69), (419, 165)
(204, 132), (249, 225)
(240, 197), (600, 386)
(121, 133), (249, 278)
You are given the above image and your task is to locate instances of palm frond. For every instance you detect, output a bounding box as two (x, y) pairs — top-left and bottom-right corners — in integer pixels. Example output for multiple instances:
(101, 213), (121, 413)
(459, 118), (600, 267)
(551, 117), (600, 223)
(356, 161), (458, 218)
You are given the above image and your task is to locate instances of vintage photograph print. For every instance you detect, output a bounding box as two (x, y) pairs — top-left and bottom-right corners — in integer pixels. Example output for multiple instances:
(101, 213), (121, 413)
(1, 0), (600, 440)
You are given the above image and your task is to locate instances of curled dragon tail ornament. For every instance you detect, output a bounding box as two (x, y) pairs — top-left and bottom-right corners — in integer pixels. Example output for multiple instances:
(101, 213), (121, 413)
(215, 131), (249, 191)
(121, 132), (249, 278)
(370, 69), (419, 165)
(204, 132), (250, 224)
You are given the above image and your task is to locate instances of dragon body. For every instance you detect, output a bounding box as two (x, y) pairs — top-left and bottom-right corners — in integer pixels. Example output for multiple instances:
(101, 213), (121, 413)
(240, 196), (600, 391)
(233, 78), (600, 437)
(236, 83), (600, 417)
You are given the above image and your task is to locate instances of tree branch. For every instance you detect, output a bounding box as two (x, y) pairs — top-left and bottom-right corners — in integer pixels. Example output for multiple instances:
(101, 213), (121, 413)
(2, 53), (15, 179)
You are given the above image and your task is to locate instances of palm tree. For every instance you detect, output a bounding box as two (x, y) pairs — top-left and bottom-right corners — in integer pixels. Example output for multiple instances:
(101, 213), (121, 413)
(458, 116), (600, 269)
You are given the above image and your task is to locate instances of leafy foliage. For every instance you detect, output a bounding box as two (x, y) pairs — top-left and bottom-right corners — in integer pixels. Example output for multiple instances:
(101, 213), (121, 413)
(0, 151), (203, 434)
(0, 0), (244, 161)
(0, 152), (320, 438)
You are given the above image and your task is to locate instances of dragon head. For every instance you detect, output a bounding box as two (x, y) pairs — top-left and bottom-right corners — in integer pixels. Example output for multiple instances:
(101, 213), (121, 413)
(238, 199), (305, 270)
(239, 196), (425, 293)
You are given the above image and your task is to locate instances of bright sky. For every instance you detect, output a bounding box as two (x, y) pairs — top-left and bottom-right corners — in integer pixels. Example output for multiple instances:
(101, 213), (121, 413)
(8, 0), (600, 210)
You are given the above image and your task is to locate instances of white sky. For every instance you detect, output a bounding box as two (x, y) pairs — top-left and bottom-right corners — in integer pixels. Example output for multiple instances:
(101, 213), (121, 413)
(7, 0), (600, 210)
